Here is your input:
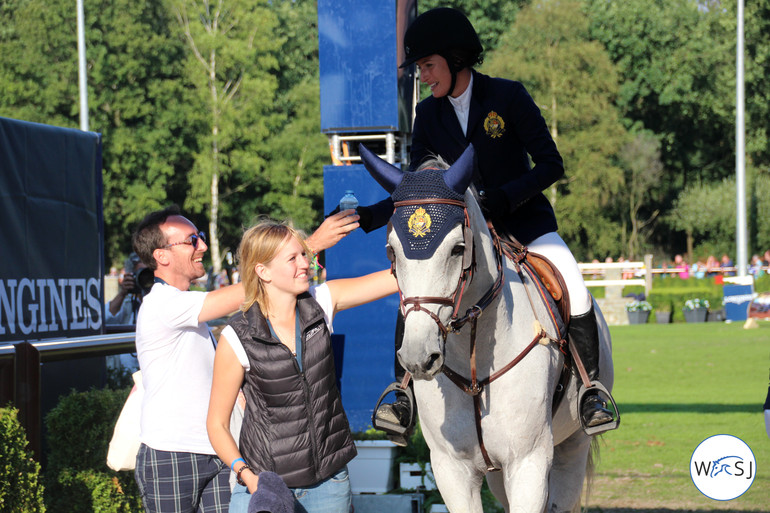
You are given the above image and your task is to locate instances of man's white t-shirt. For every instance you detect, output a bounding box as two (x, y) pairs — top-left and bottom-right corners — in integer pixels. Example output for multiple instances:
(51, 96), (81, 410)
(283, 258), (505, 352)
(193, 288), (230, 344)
(136, 282), (217, 454)
(222, 284), (333, 371)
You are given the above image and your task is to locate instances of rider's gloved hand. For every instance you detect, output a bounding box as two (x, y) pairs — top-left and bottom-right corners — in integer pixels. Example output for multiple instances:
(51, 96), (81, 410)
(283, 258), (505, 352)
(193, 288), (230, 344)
(356, 205), (373, 232)
(479, 188), (510, 219)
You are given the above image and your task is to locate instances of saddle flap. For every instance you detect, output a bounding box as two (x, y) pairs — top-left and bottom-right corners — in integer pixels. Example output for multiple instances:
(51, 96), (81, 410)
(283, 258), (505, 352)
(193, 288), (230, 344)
(526, 251), (570, 325)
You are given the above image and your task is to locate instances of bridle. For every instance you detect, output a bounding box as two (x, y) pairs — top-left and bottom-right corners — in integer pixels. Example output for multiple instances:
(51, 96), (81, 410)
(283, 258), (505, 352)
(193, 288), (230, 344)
(389, 196), (559, 472)
(388, 198), (492, 342)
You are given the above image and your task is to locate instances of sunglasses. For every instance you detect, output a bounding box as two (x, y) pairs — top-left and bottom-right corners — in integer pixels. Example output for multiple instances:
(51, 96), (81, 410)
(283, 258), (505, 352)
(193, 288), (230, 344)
(163, 231), (206, 250)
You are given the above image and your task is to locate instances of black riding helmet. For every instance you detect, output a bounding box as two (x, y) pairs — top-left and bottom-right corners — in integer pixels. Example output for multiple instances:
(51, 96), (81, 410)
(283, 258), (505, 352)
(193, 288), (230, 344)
(400, 8), (483, 96)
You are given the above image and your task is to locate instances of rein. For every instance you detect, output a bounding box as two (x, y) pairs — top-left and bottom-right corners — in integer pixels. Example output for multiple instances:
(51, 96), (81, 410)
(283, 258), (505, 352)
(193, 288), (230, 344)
(392, 198), (559, 472)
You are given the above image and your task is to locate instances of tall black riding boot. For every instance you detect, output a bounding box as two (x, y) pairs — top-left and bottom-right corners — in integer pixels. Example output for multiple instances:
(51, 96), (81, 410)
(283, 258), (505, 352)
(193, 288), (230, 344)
(373, 311), (416, 446)
(569, 304), (614, 429)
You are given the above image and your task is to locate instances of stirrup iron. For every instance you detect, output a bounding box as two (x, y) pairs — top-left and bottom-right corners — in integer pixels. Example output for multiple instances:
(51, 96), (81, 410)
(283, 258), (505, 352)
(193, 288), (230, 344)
(371, 381), (415, 438)
(577, 381), (620, 436)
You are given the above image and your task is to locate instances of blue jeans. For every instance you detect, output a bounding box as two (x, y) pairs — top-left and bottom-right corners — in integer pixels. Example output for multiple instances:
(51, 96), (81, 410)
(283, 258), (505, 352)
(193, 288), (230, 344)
(229, 466), (351, 513)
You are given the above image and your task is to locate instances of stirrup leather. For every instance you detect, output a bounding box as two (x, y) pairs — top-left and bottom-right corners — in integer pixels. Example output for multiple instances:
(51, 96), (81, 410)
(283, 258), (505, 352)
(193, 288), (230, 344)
(371, 381), (415, 437)
(577, 381), (620, 436)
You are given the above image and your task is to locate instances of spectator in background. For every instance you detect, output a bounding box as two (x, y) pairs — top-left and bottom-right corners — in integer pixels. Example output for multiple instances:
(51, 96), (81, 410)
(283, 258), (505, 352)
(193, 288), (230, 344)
(674, 254), (689, 279)
(691, 257), (706, 279)
(720, 254), (735, 277)
(705, 255), (720, 276)
(749, 254), (763, 276)
(106, 253), (151, 325)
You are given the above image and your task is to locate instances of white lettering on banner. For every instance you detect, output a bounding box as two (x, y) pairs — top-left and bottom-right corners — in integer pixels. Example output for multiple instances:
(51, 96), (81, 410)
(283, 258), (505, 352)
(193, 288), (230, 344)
(724, 294), (754, 305)
(0, 278), (103, 336)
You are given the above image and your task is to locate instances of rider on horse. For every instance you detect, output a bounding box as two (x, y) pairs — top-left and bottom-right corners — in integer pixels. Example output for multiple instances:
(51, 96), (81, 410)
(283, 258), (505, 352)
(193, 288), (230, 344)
(359, 7), (615, 445)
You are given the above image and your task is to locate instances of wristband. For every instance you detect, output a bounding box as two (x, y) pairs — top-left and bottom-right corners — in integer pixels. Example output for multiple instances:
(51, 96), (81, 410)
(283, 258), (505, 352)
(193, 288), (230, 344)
(230, 457), (245, 471)
(236, 464), (252, 486)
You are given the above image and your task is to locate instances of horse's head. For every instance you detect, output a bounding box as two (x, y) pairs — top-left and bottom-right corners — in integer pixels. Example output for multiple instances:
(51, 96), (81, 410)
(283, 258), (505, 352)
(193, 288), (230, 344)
(361, 144), (481, 380)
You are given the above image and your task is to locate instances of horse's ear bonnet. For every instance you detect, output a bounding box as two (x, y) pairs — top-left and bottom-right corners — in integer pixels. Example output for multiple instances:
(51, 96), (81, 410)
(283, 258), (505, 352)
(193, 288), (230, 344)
(360, 144), (476, 260)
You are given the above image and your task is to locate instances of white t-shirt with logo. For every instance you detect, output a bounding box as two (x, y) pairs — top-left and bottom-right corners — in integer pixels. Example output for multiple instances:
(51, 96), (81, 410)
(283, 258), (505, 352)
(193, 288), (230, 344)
(136, 282), (217, 454)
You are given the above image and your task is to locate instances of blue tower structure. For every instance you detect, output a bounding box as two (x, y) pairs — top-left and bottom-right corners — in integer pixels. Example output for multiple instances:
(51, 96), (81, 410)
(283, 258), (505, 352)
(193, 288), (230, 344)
(318, 0), (416, 431)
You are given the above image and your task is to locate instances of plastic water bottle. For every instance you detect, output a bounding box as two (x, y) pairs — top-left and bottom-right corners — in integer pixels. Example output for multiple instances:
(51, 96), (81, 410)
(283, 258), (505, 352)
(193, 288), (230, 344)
(339, 190), (359, 212)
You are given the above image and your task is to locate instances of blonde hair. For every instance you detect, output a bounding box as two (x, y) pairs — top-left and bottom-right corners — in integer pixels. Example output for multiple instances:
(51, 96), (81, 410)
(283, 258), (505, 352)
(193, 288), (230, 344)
(237, 220), (309, 315)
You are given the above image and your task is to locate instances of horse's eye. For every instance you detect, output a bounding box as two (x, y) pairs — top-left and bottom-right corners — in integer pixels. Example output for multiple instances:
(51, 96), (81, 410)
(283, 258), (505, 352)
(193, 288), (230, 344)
(386, 244), (396, 262)
(452, 244), (465, 257)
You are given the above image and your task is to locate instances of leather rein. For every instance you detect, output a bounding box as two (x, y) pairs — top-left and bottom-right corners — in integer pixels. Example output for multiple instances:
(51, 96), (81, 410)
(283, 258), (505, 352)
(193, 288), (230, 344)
(391, 198), (558, 471)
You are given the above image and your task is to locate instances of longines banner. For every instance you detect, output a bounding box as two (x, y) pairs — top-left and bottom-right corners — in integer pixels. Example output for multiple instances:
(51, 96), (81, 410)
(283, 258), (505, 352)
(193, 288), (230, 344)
(0, 117), (104, 342)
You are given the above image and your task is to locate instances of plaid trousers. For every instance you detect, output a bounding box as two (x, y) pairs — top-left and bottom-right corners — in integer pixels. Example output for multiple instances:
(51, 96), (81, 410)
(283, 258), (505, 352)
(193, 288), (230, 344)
(135, 443), (230, 513)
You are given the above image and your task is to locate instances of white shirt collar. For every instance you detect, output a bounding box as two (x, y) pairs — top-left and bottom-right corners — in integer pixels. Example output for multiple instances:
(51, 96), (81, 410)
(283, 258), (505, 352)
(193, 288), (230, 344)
(448, 73), (474, 136)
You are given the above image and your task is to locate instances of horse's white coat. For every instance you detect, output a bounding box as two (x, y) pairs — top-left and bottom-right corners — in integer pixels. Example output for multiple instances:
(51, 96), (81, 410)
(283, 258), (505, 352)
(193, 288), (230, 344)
(390, 188), (614, 513)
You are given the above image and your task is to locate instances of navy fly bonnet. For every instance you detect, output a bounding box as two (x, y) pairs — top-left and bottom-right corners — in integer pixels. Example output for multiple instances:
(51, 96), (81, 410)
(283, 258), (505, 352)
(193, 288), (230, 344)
(359, 144), (475, 260)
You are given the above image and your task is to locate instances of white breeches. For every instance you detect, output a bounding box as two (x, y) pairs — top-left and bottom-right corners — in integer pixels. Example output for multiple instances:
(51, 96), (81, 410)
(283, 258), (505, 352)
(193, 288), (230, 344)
(527, 232), (591, 315)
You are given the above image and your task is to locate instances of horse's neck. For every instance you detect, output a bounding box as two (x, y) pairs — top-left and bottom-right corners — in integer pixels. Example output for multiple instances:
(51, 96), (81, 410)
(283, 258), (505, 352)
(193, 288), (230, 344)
(446, 212), (514, 367)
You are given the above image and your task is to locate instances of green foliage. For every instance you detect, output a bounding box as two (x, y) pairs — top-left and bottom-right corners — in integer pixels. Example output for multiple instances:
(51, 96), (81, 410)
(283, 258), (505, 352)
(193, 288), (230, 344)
(44, 388), (141, 512)
(350, 426), (388, 440)
(0, 407), (45, 513)
(618, 131), (665, 259)
(2, 0), (768, 271)
(667, 178), (736, 250)
(755, 273), (770, 293)
(646, 276), (723, 322)
(483, 0), (627, 260)
(585, 0), (734, 183)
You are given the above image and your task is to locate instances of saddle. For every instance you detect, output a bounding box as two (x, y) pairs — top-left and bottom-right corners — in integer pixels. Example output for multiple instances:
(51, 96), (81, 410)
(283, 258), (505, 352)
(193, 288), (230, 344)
(496, 233), (571, 328)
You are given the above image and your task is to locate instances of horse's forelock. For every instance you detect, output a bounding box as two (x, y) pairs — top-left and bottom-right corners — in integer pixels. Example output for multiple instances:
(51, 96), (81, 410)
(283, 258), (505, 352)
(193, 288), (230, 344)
(391, 167), (465, 261)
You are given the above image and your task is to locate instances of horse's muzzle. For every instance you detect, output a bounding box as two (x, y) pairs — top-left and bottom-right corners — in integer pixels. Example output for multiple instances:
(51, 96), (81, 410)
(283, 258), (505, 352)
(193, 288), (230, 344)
(399, 348), (444, 380)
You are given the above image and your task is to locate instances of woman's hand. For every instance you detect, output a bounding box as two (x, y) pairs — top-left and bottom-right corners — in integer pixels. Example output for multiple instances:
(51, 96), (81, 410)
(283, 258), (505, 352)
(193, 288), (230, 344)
(243, 467), (260, 494)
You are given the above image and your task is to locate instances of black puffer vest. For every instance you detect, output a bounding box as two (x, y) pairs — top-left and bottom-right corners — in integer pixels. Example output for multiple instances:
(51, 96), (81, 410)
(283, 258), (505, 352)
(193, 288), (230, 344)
(228, 292), (356, 488)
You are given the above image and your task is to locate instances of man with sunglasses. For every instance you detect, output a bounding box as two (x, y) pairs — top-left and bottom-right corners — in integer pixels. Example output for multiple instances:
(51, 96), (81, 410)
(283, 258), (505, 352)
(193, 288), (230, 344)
(130, 206), (359, 513)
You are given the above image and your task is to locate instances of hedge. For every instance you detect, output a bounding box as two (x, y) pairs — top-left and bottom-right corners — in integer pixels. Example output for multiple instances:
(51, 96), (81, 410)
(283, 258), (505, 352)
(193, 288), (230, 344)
(0, 406), (45, 512)
(44, 387), (142, 513)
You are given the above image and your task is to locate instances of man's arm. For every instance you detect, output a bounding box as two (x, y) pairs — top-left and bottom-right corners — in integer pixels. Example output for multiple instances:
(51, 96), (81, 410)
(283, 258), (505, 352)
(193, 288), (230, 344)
(108, 274), (136, 315)
(305, 209), (360, 254)
(199, 283), (245, 324)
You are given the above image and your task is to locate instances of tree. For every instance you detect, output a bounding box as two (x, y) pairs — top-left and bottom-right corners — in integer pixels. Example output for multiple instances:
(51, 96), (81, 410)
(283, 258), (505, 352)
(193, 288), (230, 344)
(667, 178), (737, 260)
(618, 132), (664, 259)
(171, 0), (281, 273)
(584, 0), (735, 187)
(0, 0), (201, 263)
(482, 0), (627, 260)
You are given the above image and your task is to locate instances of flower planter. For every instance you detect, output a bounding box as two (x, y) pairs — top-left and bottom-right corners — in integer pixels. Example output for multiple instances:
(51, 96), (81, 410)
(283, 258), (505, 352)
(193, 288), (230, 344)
(684, 307), (708, 323)
(348, 440), (397, 494)
(655, 311), (672, 324)
(708, 308), (726, 322)
(626, 310), (650, 325)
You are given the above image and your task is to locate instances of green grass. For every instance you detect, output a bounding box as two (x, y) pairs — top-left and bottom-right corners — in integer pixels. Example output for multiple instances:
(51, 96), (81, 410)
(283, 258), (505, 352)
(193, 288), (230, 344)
(587, 322), (770, 511)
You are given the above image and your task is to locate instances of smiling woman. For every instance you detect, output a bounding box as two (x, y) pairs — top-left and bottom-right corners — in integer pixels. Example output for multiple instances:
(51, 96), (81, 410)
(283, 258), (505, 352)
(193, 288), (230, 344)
(206, 220), (398, 513)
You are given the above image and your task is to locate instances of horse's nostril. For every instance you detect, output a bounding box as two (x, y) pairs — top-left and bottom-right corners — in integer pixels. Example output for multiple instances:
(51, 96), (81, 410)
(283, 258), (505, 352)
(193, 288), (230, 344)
(424, 352), (442, 373)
